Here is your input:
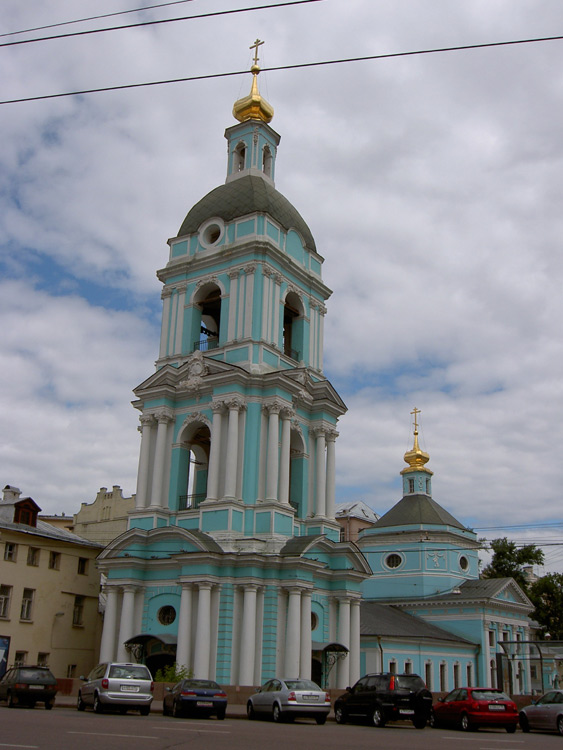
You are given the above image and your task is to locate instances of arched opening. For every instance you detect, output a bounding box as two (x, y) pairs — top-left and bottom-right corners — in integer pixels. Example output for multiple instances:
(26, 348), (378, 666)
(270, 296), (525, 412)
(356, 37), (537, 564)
(262, 146), (272, 177)
(193, 283), (221, 352)
(177, 421), (210, 510)
(283, 291), (304, 361)
(289, 428), (306, 517)
(234, 142), (246, 172)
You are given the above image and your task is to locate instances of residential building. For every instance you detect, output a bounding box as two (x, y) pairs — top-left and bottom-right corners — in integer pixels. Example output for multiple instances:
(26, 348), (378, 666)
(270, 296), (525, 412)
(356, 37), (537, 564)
(0, 485), (103, 678)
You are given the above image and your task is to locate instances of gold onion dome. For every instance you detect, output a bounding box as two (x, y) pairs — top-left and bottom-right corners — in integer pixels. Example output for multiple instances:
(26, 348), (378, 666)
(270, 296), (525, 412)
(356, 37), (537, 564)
(401, 408), (432, 475)
(232, 40), (274, 123)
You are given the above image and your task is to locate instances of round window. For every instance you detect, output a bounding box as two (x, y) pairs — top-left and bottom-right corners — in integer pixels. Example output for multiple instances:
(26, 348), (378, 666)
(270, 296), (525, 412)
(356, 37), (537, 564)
(199, 219), (224, 248)
(385, 553), (402, 569)
(311, 612), (319, 631)
(157, 605), (176, 626)
(459, 556), (469, 571)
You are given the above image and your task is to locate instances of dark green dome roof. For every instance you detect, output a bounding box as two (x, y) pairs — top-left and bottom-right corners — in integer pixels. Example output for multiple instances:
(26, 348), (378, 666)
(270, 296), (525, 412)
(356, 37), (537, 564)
(177, 175), (316, 252)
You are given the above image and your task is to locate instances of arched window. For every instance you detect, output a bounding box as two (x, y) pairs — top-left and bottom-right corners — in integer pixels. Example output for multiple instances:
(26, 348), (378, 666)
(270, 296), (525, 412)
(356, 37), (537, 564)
(262, 146), (272, 177)
(234, 142), (246, 172)
(177, 421), (211, 511)
(283, 291), (304, 361)
(193, 283), (221, 352)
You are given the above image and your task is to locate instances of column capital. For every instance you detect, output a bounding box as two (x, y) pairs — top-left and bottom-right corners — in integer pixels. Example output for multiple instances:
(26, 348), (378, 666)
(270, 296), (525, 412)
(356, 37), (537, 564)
(262, 399), (287, 415)
(155, 408), (174, 424)
(243, 262), (257, 275)
(311, 424), (328, 439)
(280, 406), (295, 421)
(161, 286), (173, 299)
(239, 583), (260, 594)
(211, 399), (227, 414)
(139, 414), (156, 427)
(228, 268), (240, 280)
(102, 584), (120, 596)
(326, 429), (339, 443)
(226, 396), (247, 412)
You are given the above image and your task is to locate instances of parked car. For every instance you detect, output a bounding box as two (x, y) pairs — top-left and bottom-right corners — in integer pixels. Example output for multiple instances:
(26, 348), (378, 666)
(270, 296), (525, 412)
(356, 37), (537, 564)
(77, 662), (153, 715)
(430, 687), (518, 732)
(0, 666), (57, 709)
(519, 689), (563, 735)
(247, 678), (331, 724)
(163, 679), (227, 719)
(334, 672), (432, 728)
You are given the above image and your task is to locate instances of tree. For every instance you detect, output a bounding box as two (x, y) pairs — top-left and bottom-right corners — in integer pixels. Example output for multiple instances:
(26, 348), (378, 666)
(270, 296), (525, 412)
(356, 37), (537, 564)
(529, 573), (563, 640)
(481, 537), (544, 592)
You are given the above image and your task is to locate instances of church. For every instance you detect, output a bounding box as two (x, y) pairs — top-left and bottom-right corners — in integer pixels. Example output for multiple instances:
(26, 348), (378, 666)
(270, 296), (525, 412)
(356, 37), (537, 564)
(97, 45), (535, 693)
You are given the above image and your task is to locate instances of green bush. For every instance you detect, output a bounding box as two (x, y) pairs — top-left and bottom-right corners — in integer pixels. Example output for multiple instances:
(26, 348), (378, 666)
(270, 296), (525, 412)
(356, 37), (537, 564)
(153, 663), (193, 683)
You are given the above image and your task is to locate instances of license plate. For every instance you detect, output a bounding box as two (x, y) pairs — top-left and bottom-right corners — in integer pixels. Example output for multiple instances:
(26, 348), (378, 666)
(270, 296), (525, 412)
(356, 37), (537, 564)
(120, 685), (139, 692)
(301, 695), (319, 702)
(30, 685), (43, 690)
(399, 709), (415, 715)
(489, 705), (505, 711)
(197, 701), (213, 707)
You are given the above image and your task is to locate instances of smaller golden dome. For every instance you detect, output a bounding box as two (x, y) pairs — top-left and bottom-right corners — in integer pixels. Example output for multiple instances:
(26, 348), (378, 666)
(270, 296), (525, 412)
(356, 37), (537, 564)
(232, 39), (274, 123)
(400, 407), (432, 475)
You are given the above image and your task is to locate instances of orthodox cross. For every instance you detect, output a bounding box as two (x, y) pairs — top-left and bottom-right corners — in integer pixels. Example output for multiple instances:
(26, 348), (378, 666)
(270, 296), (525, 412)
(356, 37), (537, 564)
(411, 406), (421, 432)
(250, 38), (265, 65)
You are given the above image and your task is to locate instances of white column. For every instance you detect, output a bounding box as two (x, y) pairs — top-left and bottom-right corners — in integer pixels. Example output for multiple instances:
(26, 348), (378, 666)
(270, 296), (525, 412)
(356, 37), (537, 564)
(254, 587), (264, 685)
(228, 270), (239, 341)
(209, 585), (221, 681)
(300, 591), (312, 679)
(349, 599), (361, 686)
(224, 399), (243, 500)
(150, 409), (173, 507)
(325, 430), (337, 519)
(265, 403), (281, 501)
(244, 265), (256, 339)
(135, 415), (154, 509)
(336, 597), (351, 689)
(99, 586), (120, 662)
(278, 408), (292, 504)
(318, 304), (326, 371)
(273, 273), (282, 346)
(193, 583), (212, 678)
(159, 287), (172, 359)
(284, 588), (302, 677)
(117, 586), (138, 662)
(261, 269), (271, 343)
(239, 585), (258, 685)
(176, 584), (193, 671)
(315, 428), (327, 517)
(206, 403), (224, 500)
(173, 282), (187, 354)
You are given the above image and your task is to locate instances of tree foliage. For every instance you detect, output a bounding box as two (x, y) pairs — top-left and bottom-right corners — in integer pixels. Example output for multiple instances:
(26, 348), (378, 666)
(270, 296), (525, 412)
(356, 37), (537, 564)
(529, 573), (563, 640)
(481, 537), (544, 592)
(153, 663), (192, 683)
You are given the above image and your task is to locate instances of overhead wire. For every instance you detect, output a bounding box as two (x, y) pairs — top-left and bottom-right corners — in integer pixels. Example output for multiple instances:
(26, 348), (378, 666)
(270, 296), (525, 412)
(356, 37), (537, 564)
(1, 32), (563, 106)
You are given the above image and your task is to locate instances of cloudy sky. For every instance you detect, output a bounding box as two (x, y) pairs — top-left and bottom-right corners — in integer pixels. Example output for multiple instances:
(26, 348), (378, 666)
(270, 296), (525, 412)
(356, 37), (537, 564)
(1, 0), (562, 571)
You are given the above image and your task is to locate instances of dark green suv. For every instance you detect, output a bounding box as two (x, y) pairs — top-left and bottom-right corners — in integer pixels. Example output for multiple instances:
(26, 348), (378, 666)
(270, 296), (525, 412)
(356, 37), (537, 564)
(0, 666), (57, 709)
(334, 673), (433, 729)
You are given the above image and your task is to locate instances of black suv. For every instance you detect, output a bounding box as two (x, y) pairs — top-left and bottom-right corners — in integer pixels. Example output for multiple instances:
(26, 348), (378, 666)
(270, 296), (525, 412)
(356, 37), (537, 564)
(334, 673), (432, 729)
(0, 666), (58, 709)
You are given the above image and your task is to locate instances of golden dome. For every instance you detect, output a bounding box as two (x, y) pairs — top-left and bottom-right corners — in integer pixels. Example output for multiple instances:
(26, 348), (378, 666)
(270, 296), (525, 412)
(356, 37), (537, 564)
(232, 40), (274, 124)
(400, 408), (432, 475)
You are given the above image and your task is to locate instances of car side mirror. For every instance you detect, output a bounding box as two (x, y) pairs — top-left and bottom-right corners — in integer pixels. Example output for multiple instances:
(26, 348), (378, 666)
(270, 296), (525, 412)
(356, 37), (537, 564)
(346, 686), (351, 692)
(79, 675), (86, 681)
(165, 687), (172, 692)
(438, 697), (445, 703)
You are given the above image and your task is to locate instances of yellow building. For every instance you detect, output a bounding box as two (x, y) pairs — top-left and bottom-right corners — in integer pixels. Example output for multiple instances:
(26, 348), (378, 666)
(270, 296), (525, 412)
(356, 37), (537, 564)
(0, 485), (102, 679)
(70, 485), (135, 546)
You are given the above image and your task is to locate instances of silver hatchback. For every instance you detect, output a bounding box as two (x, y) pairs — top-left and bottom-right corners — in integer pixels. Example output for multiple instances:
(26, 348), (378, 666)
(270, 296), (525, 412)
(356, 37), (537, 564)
(77, 662), (154, 715)
(247, 678), (331, 724)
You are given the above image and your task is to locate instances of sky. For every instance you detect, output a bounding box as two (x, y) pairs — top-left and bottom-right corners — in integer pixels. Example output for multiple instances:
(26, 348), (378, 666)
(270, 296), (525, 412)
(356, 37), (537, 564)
(1, 0), (562, 572)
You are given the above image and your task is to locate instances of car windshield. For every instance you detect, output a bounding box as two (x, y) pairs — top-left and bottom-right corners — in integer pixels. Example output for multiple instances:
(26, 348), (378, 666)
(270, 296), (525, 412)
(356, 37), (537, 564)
(18, 669), (54, 682)
(183, 680), (220, 689)
(472, 689), (510, 701)
(394, 676), (425, 690)
(284, 680), (321, 691)
(109, 666), (150, 679)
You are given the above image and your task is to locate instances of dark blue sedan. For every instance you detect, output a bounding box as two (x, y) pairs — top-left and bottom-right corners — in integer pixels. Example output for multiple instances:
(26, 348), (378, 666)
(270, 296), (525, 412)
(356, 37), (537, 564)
(163, 679), (227, 719)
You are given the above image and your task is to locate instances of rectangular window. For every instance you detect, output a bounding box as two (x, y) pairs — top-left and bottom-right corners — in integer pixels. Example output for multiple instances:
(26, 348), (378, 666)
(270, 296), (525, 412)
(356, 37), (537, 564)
(37, 652), (49, 667)
(404, 662), (412, 674)
(453, 663), (460, 688)
(14, 651), (27, 666)
(67, 664), (77, 678)
(425, 663), (432, 690)
(73, 595), (84, 626)
(466, 663), (472, 686)
(440, 663), (447, 691)
(4, 542), (17, 562)
(49, 551), (61, 570)
(27, 547), (40, 566)
(20, 588), (35, 621)
(389, 661), (397, 674)
(488, 630), (495, 648)
(531, 665), (538, 679)
(77, 557), (88, 575)
(0, 584), (12, 618)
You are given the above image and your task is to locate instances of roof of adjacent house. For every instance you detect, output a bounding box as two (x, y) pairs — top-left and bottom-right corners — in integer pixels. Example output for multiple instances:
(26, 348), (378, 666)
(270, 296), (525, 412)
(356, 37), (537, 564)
(361, 600), (475, 644)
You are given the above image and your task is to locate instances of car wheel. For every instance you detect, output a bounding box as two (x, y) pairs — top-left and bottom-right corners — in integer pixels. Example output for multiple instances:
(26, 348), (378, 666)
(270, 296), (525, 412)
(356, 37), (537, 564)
(413, 717), (427, 729)
(217, 709), (226, 720)
(558, 715), (563, 736)
(162, 701), (169, 716)
(77, 693), (86, 711)
(460, 713), (473, 732)
(429, 710), (438, 728)
(247, 701), (255, 720)
(45, 700), (54, 711)
(173, 700), (182, 718)
(7, 691), (16, 708)
(519, 713), (530, 732)
(506, 724), (516, 734)
(272, 703), (283, 723)
(140, 706), (150, 716)
(371, 705), (386, 728)
(119, 707), (127, 715)
(93, 694), (104, 714)
(334, 705), (347, 724)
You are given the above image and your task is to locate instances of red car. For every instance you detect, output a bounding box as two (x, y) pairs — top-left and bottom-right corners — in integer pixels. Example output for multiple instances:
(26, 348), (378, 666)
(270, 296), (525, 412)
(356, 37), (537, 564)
(430, 687), (518, 732)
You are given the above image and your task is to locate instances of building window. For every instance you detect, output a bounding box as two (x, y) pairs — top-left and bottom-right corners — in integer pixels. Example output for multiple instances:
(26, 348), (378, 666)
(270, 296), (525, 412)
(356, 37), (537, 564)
(425, 663), (432, 690)
(27, 547), (40, 566)
(488, 630), (495, 648)
(404, 661), (412, 674)
(466, 663), (472, 686)
(502, 630), (510, 641)
(49, 551), (61, 570)
(311, 612), (319, 631)
(459, 555), (468, 571)
(67, 664), (77, 678)
(408, 478), (415, 493)
(531, 665), (537, 679)
(439, 663), (447, 691)
(77, 557), (88, 575)
(385, 553), (403, 569)
(4, 542), (17, 562)
(157, 605), (176, 626)
(14, 651), (27, 666)
(453, 663), (460, 688)
(72, 595), (85, 626)
(425, 478), (431, 493)
(20, 588), (35, 621)
(389, 661), (397, 674)
(0, 585), (12, 618)
(37, 652), (49, 667)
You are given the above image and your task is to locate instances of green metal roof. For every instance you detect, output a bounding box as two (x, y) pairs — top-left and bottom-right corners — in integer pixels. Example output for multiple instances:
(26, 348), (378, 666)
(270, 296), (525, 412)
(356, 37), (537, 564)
(373, 493), (467, 531)
(177, 175), (317, 252)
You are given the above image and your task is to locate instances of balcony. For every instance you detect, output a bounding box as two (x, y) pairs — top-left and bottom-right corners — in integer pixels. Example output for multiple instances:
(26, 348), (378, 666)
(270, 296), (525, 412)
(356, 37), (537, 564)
(178, 493), (206, 511)
(193, 337), (219, 353)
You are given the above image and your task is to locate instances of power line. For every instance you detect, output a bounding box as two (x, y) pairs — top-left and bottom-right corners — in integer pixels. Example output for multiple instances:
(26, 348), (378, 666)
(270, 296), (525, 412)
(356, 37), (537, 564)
(0, 0), (325, 48)
(2, 32), (562, 106)
(0, 0), (198, 39)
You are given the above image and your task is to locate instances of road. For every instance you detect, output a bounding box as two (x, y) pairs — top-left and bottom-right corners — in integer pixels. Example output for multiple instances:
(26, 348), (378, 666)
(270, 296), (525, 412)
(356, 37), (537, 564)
(1, 706), (562, 750)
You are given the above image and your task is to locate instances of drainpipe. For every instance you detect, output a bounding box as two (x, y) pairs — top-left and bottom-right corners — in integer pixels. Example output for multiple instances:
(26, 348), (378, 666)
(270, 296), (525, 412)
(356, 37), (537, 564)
(475, 644), (481, 685)
(377, 636), (384, 671)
